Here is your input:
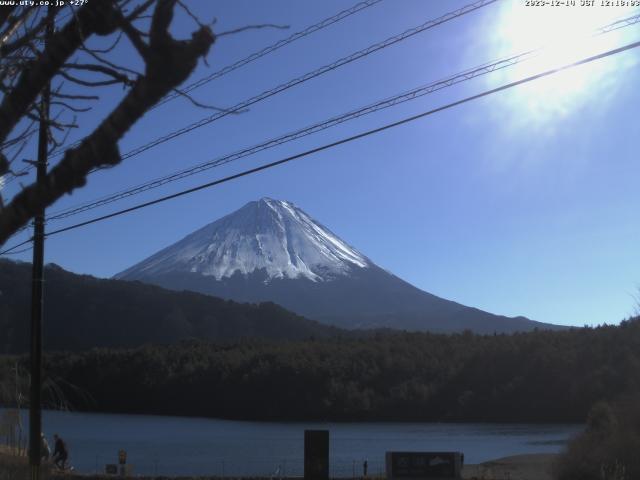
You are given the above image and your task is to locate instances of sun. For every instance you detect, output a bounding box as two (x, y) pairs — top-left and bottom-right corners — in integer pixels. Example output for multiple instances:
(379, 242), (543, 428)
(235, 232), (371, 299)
(487, 2), (639, 125)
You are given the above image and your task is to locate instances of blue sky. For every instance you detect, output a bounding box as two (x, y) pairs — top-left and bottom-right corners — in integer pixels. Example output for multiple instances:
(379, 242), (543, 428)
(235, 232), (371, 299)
(3, 0), (640, 327)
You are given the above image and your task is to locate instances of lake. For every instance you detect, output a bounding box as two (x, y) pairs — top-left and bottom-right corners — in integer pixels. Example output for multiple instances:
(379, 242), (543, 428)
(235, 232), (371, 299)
(5, 410), (582, 477)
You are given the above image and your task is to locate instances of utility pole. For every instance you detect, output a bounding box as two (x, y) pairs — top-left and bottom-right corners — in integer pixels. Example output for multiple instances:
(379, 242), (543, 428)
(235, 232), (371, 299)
(29, 8), (53, 480)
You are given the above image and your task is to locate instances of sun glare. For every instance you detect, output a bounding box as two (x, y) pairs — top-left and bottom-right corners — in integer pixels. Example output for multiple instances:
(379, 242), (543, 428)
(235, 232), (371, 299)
(488, 2), (639, 125)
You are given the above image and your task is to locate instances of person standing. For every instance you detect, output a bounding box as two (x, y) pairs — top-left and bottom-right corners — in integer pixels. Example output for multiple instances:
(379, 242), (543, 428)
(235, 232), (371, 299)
(363, 460), (368, 478)
(40, 433), (50, 461)
(52, 434), (68, 470)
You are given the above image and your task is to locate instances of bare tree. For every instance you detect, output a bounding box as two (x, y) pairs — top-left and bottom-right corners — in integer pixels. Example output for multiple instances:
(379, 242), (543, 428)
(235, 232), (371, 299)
(0, 0), (216, 245)
(0, 362), (28, 455)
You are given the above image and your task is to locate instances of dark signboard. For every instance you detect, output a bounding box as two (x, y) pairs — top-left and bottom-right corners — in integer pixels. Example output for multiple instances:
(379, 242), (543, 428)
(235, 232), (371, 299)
(304, 430), (329, 480)
(386, 452), (462, 479)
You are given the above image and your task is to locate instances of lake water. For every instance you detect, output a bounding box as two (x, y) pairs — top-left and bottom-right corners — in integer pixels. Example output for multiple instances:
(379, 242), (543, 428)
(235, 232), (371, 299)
(4, 410), (582, 477)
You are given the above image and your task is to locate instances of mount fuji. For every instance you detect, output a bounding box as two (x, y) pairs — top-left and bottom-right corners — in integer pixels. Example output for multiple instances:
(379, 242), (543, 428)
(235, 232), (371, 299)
(115, 198), (559, 333)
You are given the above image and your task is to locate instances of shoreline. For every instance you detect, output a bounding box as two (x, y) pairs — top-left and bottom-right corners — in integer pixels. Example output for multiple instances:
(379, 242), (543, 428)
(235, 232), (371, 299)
(2, 406), (585, 426)
(2, 451), (559, 480)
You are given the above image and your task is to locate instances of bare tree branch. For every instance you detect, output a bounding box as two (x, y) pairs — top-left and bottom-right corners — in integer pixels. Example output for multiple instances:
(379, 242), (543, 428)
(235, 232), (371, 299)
(25, 111), (77, 131)
(83, 31), (123, 54)
(51, 90), (99, 101)
(0, 0), (215, 244)
(217, 24), (289, 38)
(63, 63), (134, 85)
(0, 7), (30, 48)
(0, 1), (119, 145)
(125, 0), (157, 22)
(0, 9), (52, 57)
(177, 0), (209, 29)
(170, 86), (241, 112)
(0, 7), (16, 32)
(50, 100), (91, 113)
(79, 45), (142, 77)
(58, 69), (126, 88)
(117, 12), (150, 59)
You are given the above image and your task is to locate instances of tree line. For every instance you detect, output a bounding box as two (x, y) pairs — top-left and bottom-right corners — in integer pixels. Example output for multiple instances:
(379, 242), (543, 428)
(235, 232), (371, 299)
(0, 260), (340, 353)
(2, 318), (638, 423)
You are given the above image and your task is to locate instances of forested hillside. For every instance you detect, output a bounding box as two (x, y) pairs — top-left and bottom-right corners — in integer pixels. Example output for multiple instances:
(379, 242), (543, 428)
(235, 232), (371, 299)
(5, 319), (637, 422)
(0, 260), (341, 353)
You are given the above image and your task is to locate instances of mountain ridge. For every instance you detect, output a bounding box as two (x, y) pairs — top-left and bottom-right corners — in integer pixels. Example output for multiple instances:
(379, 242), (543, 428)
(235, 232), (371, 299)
(116, 198), (563, 333)
(0, 259), (342, 353)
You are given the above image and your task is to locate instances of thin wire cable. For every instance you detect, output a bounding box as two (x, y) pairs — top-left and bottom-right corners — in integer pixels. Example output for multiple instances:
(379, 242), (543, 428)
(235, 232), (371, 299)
(46, 52), (537, 221)
(46, 0), (498, 165)
(1, 244), (33, 255)
(153, 0), (384, 109)
(42, 38), (640, 239)
(46, 11), (640, 221)
(119, 0), (498, 161)
(0, 236), (33, 255)
(44, 0), (386, 159)
(45, 0), (504, 219)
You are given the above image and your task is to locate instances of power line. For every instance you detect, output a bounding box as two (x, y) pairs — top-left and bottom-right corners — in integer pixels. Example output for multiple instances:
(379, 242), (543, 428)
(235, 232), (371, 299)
(2, 0), (495, 216)
(45, 10), (640, 222)
(153, 0), (385, 109)
(47, 59), (528, 219)
(42, 0), (386, 160)
(3, 35), (637, 251)
(45, 0), (504, 220)
(45, 52), (539, 221)
(42, 38), (640, 239)
(3, 245), (33, 255)
(118, 0), (498, 161)
(46, 0), (498, 166)
(0, 236), (33, 255)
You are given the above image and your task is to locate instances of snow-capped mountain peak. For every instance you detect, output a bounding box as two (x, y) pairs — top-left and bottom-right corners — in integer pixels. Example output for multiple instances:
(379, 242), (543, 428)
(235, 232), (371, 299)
(115, 198), (553, 334)
(116, 198), (370, 282)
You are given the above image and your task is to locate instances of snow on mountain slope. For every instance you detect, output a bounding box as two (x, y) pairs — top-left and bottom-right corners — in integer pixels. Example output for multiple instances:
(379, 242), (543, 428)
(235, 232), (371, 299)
(115, 198), (370, 282)
(115, 198), (561, 333)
